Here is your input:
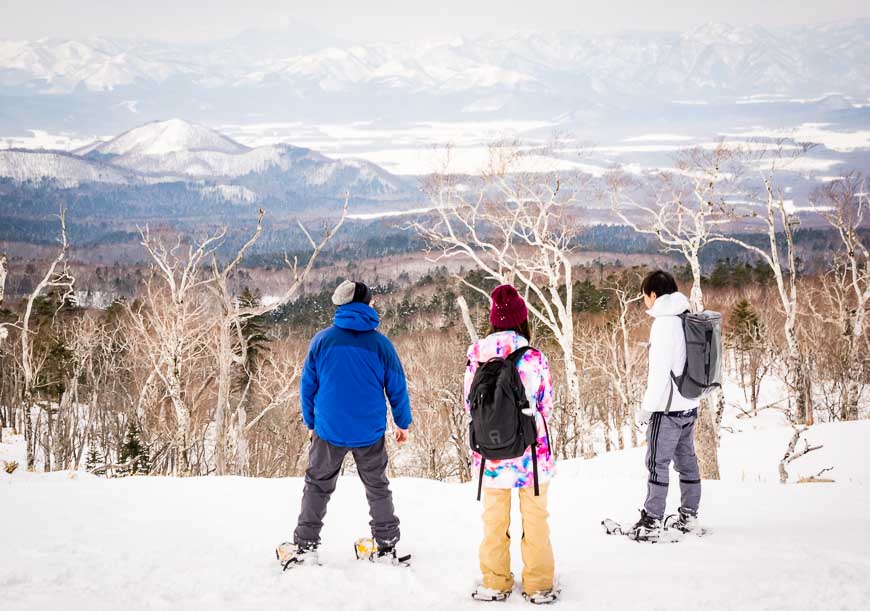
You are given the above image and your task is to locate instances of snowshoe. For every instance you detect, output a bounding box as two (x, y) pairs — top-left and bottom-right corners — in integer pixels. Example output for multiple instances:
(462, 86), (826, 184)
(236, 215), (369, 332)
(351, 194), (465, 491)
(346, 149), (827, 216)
(522, 589), (560, 605)
(275, 541), (319, 571)
(601, 518), (627, 536)
(353, 537), (411, 567)
(471, 585), (512, 602)
(664, 507), (697, 533)
(627, 509), (663, 543)
(664, 507), (708, 536)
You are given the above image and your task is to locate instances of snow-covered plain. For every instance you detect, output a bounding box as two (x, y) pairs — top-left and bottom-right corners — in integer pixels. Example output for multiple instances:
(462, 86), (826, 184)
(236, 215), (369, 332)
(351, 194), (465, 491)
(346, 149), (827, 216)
(2, 410), (869, 611)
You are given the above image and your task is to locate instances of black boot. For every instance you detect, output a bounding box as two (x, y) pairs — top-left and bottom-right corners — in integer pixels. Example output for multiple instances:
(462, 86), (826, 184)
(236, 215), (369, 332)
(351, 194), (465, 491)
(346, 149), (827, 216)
(665, 507), (699, 533)
(629, 509), (662, 542)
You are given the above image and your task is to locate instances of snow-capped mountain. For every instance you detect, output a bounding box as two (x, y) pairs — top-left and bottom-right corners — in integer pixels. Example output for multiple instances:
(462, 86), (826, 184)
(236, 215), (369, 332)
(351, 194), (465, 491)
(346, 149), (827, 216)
(0, 149), (133, 187)
(78, 118), (249, 156)
(0, 37), (198, 92)
(0, 20), (868, 133)
(0, 119), (415, 198)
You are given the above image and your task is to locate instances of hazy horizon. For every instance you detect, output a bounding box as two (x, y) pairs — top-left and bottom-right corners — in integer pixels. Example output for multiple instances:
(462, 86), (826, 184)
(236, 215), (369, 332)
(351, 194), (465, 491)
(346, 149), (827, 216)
(4, 0), (870, 44)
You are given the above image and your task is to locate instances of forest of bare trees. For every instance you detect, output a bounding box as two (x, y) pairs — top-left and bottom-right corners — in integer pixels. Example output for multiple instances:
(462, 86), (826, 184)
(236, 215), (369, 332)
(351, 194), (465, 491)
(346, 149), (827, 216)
(0, 152), (867, 482)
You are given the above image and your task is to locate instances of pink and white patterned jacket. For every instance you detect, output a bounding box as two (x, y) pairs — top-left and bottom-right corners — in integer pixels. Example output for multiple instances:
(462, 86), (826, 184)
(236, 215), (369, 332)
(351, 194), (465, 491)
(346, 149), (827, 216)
(464, 331), (556, 489)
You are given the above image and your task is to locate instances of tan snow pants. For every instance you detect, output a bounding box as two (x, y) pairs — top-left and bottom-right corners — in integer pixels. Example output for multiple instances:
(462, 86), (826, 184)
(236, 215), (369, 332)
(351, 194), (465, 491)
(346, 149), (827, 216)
(479, 484), (554, 594)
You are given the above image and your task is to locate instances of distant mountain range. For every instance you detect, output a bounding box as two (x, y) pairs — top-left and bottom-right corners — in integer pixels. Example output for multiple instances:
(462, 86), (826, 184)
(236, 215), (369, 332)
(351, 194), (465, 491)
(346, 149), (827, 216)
(0, 20), (868, 133)
(0, 119), (416, 202)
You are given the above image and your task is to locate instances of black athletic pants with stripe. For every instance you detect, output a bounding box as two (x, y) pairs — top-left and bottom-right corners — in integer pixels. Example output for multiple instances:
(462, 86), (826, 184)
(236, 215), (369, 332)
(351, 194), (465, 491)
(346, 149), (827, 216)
(643, 412), (701, 519)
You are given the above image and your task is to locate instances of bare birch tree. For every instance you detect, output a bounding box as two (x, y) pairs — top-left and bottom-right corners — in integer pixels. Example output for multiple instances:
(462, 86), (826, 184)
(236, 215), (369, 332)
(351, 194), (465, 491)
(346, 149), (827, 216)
(0, 253), (7, 307)
(17, 208), (75, 470)
(579, 283), (645, 450)
(811, 173), (870, 421)
(209, 204), (347, 475)
(608, 146), (738, 478)
(409, 143), (593, 455)
(712, 177), (812, 425)
(125, 228), (222, 474)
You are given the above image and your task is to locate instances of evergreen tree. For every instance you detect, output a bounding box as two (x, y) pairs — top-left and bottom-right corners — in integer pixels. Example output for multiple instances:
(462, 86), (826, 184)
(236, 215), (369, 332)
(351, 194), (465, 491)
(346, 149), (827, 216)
(85, 442), (104, 475)
(118, 420), (150, 475)
(728, 299), (769, 415)
(235, 287), (271, 397)
(237, 287), (270, 370)
(730, 299), (763, 352)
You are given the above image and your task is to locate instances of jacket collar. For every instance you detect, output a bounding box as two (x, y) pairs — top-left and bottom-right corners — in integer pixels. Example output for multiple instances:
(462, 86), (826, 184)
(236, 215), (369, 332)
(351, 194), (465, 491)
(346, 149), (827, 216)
(646, 291), (692, 318)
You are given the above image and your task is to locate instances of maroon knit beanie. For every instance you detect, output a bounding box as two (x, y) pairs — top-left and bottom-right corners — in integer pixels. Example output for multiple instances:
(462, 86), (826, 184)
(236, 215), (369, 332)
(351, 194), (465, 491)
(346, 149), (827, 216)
(489, 284), (528, 329)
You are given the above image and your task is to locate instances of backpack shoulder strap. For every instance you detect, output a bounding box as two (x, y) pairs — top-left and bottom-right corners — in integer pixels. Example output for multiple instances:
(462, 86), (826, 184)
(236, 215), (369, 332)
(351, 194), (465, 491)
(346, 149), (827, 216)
(506, 345), (534, 364)
(667, 309), (692, 412)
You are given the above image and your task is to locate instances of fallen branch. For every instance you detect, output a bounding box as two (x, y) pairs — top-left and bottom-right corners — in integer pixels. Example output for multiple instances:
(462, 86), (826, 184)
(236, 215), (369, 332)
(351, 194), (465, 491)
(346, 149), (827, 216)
(779, 426), (824, 483)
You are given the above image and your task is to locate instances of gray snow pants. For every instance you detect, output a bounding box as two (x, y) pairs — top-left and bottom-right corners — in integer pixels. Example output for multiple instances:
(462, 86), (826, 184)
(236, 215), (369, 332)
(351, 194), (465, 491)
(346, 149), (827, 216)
(294, 433), (400, 548)
(643, 411), (702, 519)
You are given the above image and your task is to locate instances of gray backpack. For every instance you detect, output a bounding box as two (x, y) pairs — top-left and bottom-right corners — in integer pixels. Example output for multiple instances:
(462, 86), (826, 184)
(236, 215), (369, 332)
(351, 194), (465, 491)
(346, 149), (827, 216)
(667, 310), (723, 411)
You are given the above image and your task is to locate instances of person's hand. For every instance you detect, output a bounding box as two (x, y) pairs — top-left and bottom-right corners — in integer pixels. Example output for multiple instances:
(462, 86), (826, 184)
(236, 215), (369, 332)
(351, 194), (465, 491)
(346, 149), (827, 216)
(394, 428), (410, 445)
(308, 429), (314, 440)
(636, 410), (653, 427)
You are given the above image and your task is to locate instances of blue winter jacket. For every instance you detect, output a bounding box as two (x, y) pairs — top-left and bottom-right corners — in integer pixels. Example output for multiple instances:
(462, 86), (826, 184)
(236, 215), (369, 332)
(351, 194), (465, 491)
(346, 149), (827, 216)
(300, 302), (412, 447)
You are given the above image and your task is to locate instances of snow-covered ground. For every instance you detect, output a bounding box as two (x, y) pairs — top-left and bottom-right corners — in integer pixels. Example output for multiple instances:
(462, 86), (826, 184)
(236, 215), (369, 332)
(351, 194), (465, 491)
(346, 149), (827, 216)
(2, 413), (869, 611)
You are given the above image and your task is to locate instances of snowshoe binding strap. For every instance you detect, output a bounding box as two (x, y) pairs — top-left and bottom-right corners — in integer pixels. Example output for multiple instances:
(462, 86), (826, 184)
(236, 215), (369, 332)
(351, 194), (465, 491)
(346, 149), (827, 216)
(522, 589), (560, 605)
(471, 588), (511, 602)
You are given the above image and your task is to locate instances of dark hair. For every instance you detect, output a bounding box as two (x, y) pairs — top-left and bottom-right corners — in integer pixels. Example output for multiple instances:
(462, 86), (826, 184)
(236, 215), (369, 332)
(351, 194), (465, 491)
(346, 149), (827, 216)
(489, 320), (532, 342)
(641, 270), (678, 297)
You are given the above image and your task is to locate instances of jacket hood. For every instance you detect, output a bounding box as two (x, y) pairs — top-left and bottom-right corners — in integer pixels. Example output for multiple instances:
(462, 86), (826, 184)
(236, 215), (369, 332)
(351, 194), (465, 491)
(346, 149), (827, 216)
(467, 330), (529, 362)
(647, 291), (692, 318)
(334, 302), (380, 331)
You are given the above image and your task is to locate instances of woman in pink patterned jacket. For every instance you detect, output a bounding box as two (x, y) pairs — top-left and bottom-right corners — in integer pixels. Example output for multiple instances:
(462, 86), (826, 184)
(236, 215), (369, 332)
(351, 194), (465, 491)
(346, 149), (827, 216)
(466, 285), (557, 604)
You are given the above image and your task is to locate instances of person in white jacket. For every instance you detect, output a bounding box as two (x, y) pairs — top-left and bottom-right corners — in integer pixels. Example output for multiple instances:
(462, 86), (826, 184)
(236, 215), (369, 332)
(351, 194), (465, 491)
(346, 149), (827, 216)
(631, 270), (701, 541)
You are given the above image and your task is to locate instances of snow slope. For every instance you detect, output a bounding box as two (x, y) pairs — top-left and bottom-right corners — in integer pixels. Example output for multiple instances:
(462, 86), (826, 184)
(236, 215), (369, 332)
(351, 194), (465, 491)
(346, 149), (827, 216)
(0, 119), (416, 200)
(0, 150), (133, 186)
(2, 416), (869, 611)
(78, 119), (250, 157)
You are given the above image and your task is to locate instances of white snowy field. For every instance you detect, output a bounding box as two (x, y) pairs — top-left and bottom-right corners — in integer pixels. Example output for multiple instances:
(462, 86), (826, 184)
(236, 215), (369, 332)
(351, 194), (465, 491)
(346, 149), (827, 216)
(2, 416), (870, 611)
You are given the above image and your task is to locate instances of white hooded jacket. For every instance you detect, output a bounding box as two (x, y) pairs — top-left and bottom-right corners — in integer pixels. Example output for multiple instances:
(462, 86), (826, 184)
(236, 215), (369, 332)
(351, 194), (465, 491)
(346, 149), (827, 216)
(640, 291), (701, 413)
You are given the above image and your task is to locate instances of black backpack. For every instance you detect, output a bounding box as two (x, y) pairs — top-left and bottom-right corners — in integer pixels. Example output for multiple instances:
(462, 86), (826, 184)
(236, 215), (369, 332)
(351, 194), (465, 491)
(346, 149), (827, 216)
(468, 346), (548, 500)
(667, 310), (723, 411)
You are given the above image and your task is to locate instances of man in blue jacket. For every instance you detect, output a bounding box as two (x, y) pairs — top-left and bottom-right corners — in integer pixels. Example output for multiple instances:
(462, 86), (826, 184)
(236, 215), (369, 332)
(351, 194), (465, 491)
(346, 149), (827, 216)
(278, 280), (412, 568)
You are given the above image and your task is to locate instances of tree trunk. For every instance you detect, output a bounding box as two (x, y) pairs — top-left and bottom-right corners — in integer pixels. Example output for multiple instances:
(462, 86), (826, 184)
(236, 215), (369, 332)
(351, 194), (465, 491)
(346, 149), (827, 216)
(213, 323), (233, 476)
(785, 327), (811, 425)
(694, 399), (720, 479)
(842, 313), (863, 421)
(558, 335), (591, 457)
(168, 375), (191, 475)
(688, 259), (704, 313)
(233, 406), (249, 475)
(23, 393), (35, 470)
(842, 378), (860, 421)
(688, 254), (720, 478)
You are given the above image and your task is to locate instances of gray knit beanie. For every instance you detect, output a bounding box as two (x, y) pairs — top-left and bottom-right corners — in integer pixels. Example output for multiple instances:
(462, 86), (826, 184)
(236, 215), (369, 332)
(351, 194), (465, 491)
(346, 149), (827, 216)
(331, 280), (372, 306)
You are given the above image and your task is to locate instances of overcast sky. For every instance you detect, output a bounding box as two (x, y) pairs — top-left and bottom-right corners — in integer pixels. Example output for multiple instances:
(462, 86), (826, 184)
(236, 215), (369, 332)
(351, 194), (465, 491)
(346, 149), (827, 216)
(3, 0), (869, 43)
